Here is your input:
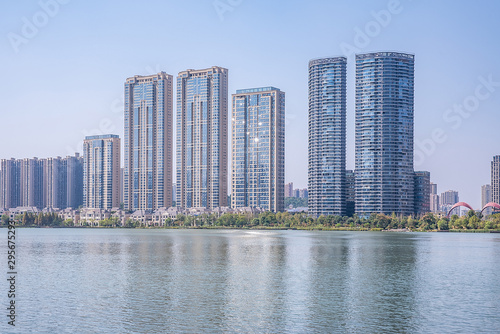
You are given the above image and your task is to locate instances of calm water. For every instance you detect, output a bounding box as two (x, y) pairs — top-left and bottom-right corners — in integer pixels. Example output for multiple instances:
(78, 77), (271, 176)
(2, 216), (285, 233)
(1, 229), (500, 333)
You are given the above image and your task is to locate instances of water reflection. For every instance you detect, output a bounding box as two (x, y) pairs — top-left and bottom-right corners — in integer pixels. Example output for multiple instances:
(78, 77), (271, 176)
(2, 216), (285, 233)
(8, 229), (500, 333)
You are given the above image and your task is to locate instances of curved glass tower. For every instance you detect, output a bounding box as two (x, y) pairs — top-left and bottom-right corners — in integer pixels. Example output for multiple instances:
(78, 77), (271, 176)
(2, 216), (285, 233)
(355, 52), (415, 216)
(308, 57), (347, 217)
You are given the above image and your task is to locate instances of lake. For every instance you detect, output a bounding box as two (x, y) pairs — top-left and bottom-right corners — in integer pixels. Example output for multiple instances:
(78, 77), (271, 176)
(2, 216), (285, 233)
(2, 229), (500, 333)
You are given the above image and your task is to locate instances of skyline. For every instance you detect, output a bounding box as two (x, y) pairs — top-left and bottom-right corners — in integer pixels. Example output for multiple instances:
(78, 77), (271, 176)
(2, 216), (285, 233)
(2, 0), (500, 208)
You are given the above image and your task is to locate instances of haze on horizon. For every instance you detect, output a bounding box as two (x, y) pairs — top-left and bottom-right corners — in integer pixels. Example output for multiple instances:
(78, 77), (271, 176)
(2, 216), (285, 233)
(1, 0), (499, 208)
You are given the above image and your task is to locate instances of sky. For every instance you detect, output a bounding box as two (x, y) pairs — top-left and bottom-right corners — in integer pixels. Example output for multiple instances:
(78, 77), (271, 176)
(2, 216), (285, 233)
(1, 0), (499, 208)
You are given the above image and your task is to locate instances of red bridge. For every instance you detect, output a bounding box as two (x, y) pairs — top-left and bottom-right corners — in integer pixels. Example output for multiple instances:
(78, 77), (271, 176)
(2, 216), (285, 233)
(446, 202), (500, 218)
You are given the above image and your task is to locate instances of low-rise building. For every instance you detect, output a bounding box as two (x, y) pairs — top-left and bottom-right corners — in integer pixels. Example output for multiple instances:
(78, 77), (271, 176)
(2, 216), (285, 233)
(79, 208), (111, 226)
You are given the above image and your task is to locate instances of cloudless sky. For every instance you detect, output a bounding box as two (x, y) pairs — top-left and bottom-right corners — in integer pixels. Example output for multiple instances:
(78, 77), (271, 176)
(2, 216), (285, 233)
(1, 0), (499, 208)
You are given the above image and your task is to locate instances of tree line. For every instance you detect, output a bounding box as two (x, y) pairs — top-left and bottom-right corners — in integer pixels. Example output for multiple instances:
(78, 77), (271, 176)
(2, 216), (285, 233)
(2, 209), (500, 230)
(162, 210), (500, 230)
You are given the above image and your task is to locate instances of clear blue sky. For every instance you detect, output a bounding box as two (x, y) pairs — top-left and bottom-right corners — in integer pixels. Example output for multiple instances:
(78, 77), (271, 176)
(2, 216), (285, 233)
(1, 0), (499, 208)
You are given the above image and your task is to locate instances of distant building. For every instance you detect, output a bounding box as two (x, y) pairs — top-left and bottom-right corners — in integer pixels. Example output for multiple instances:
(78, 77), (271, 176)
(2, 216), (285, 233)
(346, 170), (355, 216)
(1, 155), (82, 210)
(0, 159), (21, 209)
(491, 156), (500, 207)
(482, 184), (492, 215)
(176, 66), (228, 209)
(430, 182), (437, 195)
(66, 153), (84, 209)
(430, 194), (439, 213)
(43, 157), (63, 209)
(83, 135), (121, 209)
(429, 182), (439, 213)
(231, 87), (285, 212)
(299, 188), (308, 199)
(440, 190), (459, 214)
(414, 171), (430, 215)
(285, 182), (293, 197)
(20, 158), (44, 208)
(441, 190), (459, 205)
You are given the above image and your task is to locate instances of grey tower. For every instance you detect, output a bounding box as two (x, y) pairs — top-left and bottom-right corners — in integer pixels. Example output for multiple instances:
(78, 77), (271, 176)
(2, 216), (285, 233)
(308, 57), (347, 217)
(355, 52), (415, 216)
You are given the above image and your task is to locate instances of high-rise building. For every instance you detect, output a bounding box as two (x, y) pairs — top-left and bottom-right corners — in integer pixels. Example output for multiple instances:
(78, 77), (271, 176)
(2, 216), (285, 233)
(481, 184), (492, 215)
(491, 156), (500, 206)
(43, 157), (63, 209)
(441, 190), (459, 206)
(440, 190), (459, 205)
(0, 159), (21, 209)
(299, 188), (308, 199)
(355, 52), (415, 216)
(20, 158), (44, 208)
(285, 182), (293, 198)
(231, 87), (285, 212)
(1, 155), (82, 210)
(430, 194), (439, 213)
(124, 72), (174, 211)
(346, 169), (355, 216)
(65, 153), (83, 209)
(308, 57), (347, 217)
(414, 171), (430, 215)
(176, 66), (228, 209)
(430, 182), (437, 195)
(440, 190), (459, 215)
(83, 135), (121, 209)
(429, 182), (439, 213)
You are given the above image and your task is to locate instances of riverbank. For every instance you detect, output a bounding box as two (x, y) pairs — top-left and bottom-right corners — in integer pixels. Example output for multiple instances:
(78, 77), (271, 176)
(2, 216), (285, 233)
(5, 225), (500, 233)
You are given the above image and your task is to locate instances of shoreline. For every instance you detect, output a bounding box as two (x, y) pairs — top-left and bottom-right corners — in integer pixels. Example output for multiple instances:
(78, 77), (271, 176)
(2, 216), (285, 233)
(3, 226), (500, 233)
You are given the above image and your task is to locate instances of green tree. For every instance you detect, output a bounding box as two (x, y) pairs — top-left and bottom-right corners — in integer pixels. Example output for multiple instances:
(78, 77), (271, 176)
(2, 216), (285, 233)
(1, 214), (9, 226)
(419, 213), (437, 230)
(124, 218), (138, 228)
(437, 218), (449, 231)
(63, 219), (74, 227)
(467, 215), (479, 230)
(284, 197), (308, 208)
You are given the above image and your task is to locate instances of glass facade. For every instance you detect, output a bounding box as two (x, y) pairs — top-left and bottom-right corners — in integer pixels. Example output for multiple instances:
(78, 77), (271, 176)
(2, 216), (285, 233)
(176, 67), (228, 209)
(346, 169), (355, 217)
(355, 52), (415, 215)
(414, 171), (430, 215)
(231, 87), (285, 212)
(308, 57), (347, 217)
(124, 72), (173, 211)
